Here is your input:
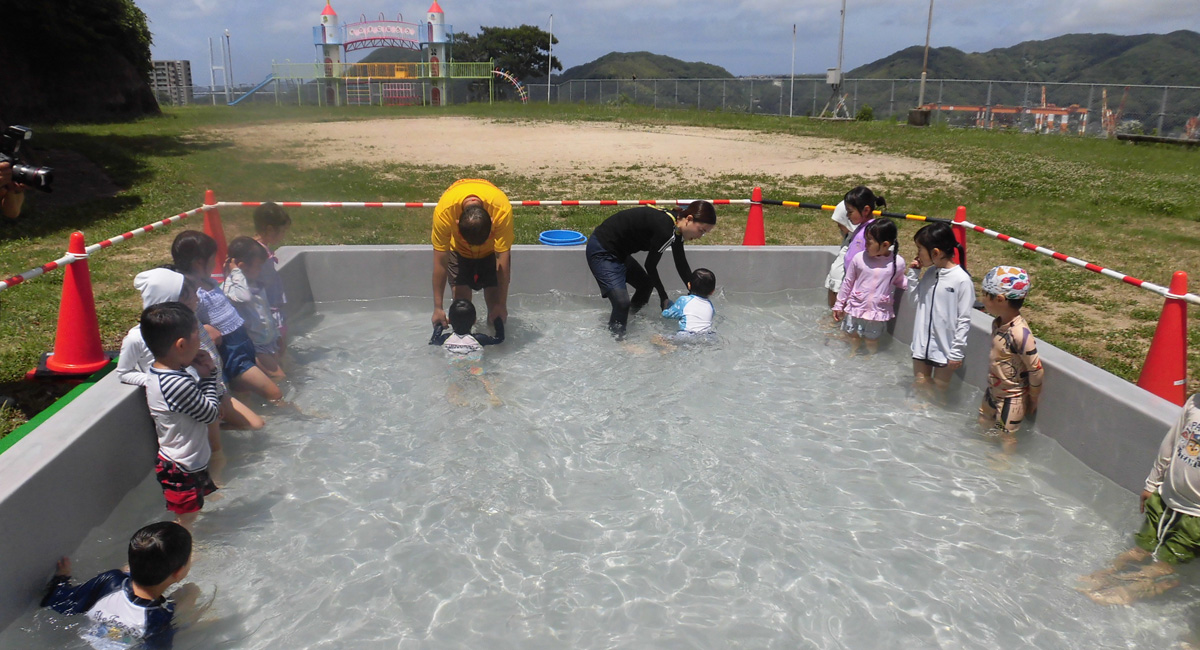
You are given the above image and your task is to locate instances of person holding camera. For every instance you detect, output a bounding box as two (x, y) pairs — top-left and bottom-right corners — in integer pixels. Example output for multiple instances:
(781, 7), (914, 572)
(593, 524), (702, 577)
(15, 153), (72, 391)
(1, 160), (27, 219)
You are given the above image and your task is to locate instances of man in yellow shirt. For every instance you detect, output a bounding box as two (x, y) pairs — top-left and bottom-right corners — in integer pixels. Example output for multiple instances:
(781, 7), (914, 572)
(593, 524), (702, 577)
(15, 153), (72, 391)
(431, 179), (513, 331)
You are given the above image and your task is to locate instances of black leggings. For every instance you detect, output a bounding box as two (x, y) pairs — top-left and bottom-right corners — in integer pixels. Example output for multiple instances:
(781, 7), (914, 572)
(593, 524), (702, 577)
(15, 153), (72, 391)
(606, 258), (654, 337)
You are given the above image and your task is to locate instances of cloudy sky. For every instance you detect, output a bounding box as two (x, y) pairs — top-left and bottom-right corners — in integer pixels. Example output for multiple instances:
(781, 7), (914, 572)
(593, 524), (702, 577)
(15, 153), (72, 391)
(140, 0), (1199, 85)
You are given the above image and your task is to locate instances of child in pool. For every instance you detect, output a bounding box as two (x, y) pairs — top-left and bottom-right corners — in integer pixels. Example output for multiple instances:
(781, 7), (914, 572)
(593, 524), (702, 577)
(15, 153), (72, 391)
(832, 219), (907, 355)
(654, 268), (716, 348)
(905, 221), (973, 401)
(430, 298), (504, 404)
(252, 202), (291, 345)
(222, 237), (284, 382)
(977, 265), (1044, 453)
(823, 187), (885, 318)
(171, 230), (283, 404)
(42, 522), (196, 650)
(1077, 394), (1200, 606)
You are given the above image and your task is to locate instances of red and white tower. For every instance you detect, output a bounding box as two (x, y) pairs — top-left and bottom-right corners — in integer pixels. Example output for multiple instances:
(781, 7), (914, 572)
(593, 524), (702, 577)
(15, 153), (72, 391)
(317, 0), (342, 77)
(425, 1), (448, 106)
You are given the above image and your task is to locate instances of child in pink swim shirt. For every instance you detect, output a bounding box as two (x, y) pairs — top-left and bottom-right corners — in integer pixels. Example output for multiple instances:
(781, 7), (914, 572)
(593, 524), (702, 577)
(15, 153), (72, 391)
(833, 218), (908, 355)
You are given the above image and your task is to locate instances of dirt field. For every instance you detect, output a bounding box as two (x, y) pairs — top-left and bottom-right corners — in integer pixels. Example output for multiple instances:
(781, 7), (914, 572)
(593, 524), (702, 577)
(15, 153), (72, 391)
(222, 117), (956, 186)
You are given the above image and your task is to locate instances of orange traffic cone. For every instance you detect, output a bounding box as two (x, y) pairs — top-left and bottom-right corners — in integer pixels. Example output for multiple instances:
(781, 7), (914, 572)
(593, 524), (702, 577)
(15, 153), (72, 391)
(742, 186), (765, 246)
(44, 232), (110, 375)
(203, 189), (228, 281)
(951, 205), (968, 268)
(1137, 271), (1189, 405)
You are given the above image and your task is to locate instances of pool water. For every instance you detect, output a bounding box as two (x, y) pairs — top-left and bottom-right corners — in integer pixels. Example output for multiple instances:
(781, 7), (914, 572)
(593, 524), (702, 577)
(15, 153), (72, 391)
(3, 291), (1195, 649)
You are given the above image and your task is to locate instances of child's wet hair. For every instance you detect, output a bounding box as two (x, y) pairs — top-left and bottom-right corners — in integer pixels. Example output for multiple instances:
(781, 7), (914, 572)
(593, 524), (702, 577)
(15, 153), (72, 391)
(690, 268), (716, 297)
(844, 186), (886, 212)
(227, 236), (268, 265)
(170, 230), (218, 275)
(253, 202), (292, 232)
(448, 299), (477, 335)
(865, 219), (900, 276)
(140, 302), (198, 359)
(128, 522), (192, 587)
(913, 221), (966, 271)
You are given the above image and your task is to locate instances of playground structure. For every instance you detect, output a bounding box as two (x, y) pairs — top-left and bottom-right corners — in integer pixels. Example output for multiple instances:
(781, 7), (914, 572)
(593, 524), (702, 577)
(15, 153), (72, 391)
(920, 86), (1090, 134)
(228, 1), (531, 107)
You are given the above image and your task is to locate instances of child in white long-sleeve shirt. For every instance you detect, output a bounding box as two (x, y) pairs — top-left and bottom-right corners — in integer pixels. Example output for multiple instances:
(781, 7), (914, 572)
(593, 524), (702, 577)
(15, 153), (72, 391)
(1078, 395), (1200, 605)
(906, 221), (973, 400)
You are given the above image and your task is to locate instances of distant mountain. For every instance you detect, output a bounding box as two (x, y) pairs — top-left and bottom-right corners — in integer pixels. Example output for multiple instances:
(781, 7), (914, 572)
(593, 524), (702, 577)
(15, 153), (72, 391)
(847, 30), (1200, 86)
(557, 51), (734, 82)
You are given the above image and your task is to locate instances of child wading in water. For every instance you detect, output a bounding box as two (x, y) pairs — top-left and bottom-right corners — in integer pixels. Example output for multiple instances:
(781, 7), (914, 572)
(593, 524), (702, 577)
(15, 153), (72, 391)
(906, 221), (973, 401)
(1078, 394), (1200, 606)
(655, 268), (717, 349)
(222, 237), (284, 382)
(832, 219), (907, 355)
(430, 299), (504, 405)
(977, 266), (1043, 453)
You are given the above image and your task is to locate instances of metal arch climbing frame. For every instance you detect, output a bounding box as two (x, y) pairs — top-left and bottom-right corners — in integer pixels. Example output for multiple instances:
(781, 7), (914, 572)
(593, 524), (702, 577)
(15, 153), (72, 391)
(492, 69), (529, 104)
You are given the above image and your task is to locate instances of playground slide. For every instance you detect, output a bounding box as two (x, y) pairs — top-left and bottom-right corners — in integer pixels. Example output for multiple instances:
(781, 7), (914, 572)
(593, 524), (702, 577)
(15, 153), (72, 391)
(228, 74), (276, 106)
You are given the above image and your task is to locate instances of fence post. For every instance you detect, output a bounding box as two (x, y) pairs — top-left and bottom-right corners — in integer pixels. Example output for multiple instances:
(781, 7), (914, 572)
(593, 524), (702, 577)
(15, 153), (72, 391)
(42, 231), (110, 375)
(952, 205), (967, 268)
(723, 80), (726, 111)
(1138, 271), (1188, 405)
(742, 187), (765, 246)
(1157, 86), (1169, 136)
(889, 81), (895, 119)
(654, 80), (657, 109)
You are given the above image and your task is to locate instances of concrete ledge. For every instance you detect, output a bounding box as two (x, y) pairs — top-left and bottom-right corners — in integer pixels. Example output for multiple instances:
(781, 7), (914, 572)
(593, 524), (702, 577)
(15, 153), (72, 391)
(0, 376), (156, 630)
(0, 244), (1179, 632)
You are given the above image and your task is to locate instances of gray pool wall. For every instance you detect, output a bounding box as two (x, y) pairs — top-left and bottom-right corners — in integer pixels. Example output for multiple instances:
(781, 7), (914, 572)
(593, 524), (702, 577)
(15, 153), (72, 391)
(0, 244), (1178, 632)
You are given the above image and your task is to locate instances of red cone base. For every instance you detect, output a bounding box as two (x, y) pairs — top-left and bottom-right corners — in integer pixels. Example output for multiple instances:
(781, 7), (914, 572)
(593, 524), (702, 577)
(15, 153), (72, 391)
(44, 232), (110, 375)
(1138, 271), (1189, 405)
(742, 186), (765, 246)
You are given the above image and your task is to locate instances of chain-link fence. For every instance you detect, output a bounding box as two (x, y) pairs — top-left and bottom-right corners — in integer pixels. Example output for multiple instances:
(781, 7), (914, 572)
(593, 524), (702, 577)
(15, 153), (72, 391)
(154, 76), (1200, 138)
(524, 78), (1200, 138)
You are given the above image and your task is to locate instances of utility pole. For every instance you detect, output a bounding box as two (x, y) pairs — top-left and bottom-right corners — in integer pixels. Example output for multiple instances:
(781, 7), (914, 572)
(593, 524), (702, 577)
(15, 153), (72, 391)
(547, 14), (553, 104)
(917, 0), (934, 107)
(789, 24), (796, 117)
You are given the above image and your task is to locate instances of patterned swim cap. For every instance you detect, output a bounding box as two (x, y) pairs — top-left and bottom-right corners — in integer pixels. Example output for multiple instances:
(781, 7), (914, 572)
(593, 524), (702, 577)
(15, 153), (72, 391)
(982, 266), (1031, 299)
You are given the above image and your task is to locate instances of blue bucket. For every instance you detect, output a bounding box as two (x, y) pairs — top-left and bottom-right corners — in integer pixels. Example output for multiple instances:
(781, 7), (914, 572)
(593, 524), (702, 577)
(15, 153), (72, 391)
(539, 229), (587, 246)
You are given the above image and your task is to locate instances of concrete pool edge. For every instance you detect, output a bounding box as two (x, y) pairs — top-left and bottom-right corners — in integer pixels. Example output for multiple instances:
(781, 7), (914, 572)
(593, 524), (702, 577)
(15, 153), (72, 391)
(0, 244), (1179, 632)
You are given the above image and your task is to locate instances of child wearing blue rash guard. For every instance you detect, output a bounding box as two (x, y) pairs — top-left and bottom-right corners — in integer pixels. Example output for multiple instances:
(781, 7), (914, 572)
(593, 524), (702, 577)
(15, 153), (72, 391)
(657, 268), (716, 345)
(430, 299), (503, 404)
(42, 522), (195, 650)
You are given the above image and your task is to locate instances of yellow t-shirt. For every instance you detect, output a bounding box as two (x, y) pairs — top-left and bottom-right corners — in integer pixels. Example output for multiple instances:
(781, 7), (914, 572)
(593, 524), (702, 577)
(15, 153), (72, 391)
(431, 179), (513, 259)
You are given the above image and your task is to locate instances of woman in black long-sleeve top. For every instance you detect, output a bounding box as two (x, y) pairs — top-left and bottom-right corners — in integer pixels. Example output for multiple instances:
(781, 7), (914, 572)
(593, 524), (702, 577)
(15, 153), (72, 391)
(585, 200), (717, 337)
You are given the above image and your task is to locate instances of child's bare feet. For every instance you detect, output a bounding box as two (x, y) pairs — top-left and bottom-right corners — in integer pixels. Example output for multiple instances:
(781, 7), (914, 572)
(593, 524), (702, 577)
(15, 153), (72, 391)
(1085, 577), (1180, 606)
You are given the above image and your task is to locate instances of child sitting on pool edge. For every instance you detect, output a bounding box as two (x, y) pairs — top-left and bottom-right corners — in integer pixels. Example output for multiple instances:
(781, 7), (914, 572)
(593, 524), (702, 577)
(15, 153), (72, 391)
(42, 522), (197, 650)
(430, 298), (504, 405)
(654, 268), (716, 349)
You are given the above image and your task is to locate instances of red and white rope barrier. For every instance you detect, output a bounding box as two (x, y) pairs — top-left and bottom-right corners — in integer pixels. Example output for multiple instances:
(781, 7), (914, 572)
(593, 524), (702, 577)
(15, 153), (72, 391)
(0, 206), (208, 293)
(214, 199), (752, 209)
(960, 219), (1200, 306)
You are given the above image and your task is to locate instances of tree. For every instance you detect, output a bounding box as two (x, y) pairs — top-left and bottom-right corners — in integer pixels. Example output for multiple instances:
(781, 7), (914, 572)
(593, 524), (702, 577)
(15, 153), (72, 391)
(453, 25), (561, 81)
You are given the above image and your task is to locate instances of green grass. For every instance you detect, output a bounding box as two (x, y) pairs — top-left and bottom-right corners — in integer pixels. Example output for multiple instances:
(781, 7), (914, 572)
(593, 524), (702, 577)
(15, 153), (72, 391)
(1, 101), (1197, 436)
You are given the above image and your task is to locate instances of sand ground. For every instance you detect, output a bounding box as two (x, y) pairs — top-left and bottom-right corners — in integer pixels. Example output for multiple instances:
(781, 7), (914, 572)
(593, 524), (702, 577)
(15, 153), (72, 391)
(221, 117), (954, 186)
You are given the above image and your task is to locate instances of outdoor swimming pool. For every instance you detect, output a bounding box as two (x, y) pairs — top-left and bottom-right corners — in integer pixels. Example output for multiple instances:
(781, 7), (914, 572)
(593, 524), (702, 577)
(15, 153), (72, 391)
(1, 290), (1192, 648)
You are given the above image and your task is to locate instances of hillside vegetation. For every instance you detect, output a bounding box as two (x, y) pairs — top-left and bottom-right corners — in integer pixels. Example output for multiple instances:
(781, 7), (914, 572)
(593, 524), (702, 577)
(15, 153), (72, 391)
(847, 30), (1200, 85)
(557, 52), (734, 82)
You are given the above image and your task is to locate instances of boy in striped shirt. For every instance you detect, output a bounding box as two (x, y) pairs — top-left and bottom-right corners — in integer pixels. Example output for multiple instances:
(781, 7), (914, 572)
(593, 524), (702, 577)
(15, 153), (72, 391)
(141, 302), (220, 529)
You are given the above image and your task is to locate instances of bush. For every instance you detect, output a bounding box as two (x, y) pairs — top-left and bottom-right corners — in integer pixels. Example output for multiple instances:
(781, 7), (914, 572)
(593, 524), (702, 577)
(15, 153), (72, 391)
(855, 105), (874, 121)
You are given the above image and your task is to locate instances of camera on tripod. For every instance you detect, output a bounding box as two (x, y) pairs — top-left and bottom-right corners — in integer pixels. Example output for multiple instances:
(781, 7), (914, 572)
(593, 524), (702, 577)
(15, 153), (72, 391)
(0, 126), (54, 193)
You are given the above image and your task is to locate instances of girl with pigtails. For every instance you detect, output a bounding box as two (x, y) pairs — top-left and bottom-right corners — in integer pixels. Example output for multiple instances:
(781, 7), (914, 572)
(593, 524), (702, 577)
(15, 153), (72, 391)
(832, 218), (908, 355)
